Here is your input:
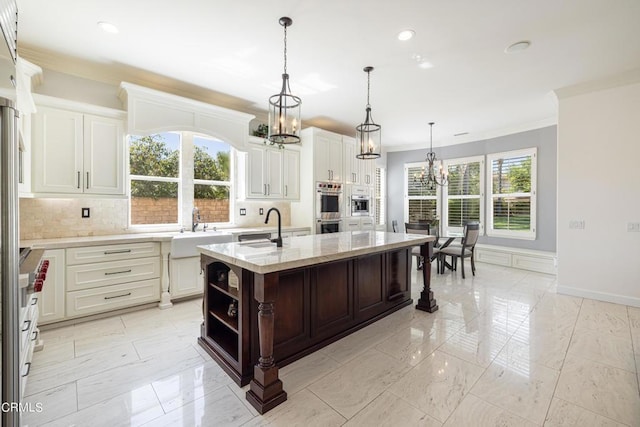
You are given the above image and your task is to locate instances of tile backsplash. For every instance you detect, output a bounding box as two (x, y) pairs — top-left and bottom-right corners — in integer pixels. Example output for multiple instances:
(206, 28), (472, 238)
(20, 198), (292, 240)
(20, 198), (129, 240)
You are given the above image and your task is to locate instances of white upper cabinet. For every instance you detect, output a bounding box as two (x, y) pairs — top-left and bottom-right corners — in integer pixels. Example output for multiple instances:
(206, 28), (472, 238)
(313, 131), (343, 182)
(343, 136), (360, 185)
(283, 149), (300, 200)
(245, 144), (284, 199)
(32, 104), (125, 195)
(343, 135), (375, 187)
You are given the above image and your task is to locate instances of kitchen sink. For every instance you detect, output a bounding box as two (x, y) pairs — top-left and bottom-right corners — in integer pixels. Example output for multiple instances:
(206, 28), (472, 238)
(170, 231), (233, 258)
(239, 240), (275, 249)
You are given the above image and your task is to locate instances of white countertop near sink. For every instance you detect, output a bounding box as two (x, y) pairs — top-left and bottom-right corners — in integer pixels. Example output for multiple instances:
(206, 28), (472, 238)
(21, 226), (311, 250)
(198, 231), (434, 274)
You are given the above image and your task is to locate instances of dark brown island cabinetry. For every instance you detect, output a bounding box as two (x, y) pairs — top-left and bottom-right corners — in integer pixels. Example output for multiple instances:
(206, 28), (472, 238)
(197, 231), (435, 414)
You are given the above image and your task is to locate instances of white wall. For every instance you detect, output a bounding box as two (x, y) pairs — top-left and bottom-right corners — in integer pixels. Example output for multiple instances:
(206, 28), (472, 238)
(556, 76), (640, 307)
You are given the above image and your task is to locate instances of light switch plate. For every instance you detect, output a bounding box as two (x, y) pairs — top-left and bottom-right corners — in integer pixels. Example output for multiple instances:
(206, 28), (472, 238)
(569, 220), (585, 230)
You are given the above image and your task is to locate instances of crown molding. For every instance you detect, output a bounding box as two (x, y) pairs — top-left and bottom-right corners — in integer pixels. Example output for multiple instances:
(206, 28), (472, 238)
(554, 67), (640, 99)
(18, 44), (268, 120)
(384, 116), (557, 153)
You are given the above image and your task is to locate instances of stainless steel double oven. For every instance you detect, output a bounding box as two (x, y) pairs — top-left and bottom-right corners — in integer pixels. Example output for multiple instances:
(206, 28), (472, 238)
(315, 181), (342, 234)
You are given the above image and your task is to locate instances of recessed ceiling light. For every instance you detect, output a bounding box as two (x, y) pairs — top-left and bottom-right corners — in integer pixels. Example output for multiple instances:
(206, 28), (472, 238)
(97, 21), (119, 34)
(418, 60), (433, 69)
(397, 29), (415, 41)
(504, 40), (531, 54)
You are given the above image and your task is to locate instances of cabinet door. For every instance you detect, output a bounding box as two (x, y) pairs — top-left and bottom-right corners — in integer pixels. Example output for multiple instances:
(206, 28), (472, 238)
(266, 148), (284, 198)
(343, 137), (359, 184)
(246, 146), (267, 198)
(327, 136), (343, 182)
(32, 107), (83, 194)
(360, 158), (375, 187)
(361, 217), (375, 230)
(83, 114), (124, 195)
(313, 134), (332, 182)
(283, 149), (300, 200)
(344, 218), (361, 231)
(170, 257), (203, 298)
(38, 249), (66, 324)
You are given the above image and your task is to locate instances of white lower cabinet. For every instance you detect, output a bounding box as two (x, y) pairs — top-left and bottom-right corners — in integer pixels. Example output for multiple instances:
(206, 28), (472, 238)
(38, 249), (66, 324)
(344, 217), (375, 231)
(170, 256), (203, 299)
(360, 217), (375, 231)
(65, 242), (161, 318)
(66, 279), (160, 318)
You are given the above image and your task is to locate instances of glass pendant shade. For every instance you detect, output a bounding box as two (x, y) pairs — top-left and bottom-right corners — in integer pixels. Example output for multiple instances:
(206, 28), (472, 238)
(356, 66), (381, 159)
(268, 17), (301, 145)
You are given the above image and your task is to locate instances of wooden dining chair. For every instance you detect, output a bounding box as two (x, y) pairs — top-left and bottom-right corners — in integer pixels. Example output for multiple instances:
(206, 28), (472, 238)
(404, 222), (441, 271)
(438, 222), (480, 279)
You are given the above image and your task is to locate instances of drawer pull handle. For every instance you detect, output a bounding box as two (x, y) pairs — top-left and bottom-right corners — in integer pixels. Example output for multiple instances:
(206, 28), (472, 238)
(31, 330), (38, 341)
(22, 320), (31, 332)
(104, 269), (132, 276)
(104, 249), (132, 255)
(31, 297), (38, 305)
(104, 292), (132, 300)
(22, 362), (32, 377)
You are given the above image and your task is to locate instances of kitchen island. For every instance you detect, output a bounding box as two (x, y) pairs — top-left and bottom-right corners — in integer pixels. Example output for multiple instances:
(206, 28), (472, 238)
(197, 231), (437, 414)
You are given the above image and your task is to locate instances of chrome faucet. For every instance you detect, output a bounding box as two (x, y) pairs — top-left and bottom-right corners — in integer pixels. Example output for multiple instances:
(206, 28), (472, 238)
(265, 207), (282, 247)
(192, 207), (200, 232)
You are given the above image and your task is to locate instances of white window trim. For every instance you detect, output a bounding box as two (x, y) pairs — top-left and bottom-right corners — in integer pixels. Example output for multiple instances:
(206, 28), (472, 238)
(404, 161), (441, 224)
(442, 155), (485, 236)
(486, 147), (537, 240)
(375, 167), (386, 227)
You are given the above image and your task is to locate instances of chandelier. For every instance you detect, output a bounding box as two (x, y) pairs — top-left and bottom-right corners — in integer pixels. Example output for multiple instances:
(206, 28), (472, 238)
(415, 122), (448, 189)
(268, 17), (301, 146)
(355, 66), (381, 159)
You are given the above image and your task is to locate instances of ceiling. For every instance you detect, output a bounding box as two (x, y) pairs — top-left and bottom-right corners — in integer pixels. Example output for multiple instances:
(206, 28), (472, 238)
(17, 0), (640, 150)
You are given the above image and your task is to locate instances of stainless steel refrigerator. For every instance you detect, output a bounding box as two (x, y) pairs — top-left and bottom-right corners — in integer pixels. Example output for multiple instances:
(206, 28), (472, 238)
(1, 1), (20, 426)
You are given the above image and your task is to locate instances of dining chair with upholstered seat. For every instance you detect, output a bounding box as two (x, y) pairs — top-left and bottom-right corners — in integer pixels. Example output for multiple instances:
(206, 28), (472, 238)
(438, 221), (480, 279)
(405, 222), (441, 271)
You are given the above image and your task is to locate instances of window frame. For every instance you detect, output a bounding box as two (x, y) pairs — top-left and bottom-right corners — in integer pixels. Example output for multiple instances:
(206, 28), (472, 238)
(442, 155), (485, 236)
(127, 131), (235, 230)
(486, 147), (537, 240)
(374, 166), (386, 227)
(404, 161), (441, 225)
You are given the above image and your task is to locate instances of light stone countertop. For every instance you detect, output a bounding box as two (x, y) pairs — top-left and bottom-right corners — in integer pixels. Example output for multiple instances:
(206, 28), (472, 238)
(198, 231), (435, 275)
(21, 226), (311, 250)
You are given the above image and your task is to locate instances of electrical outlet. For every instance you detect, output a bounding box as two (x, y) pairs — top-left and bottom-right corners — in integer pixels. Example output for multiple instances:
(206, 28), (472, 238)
(627, 222), (640, 232)
(81, 207), (90, 218)
(569, 220), (585, 230)
(239, 208), (246, 216)
(259, 208), (264, 215)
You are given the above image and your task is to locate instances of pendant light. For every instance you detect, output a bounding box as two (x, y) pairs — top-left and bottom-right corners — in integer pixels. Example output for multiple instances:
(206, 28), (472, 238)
(415, 122), (448, 189)
(356, 66), (381, 159)
(268, 17), (301, 146)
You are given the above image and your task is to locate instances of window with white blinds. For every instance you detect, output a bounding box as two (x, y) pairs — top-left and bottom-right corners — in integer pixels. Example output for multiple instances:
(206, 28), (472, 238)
(374, 167), (386, 226)
(486, 148), (537, 239)
(442, 156), (484, 235)
(405, 162), (439, 224)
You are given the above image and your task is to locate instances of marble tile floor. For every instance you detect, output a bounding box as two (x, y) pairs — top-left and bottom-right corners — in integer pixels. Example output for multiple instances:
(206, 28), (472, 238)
(22, 263), (640, 426)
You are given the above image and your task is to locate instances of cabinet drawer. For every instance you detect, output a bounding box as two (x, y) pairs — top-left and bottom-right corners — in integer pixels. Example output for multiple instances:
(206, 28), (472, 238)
(66, 279), (160, 318)
(67, 242), (160, 265)
(67, 257), (160, 291)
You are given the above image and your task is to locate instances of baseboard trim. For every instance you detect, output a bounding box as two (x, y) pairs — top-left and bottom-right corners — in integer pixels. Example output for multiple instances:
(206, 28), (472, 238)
(556, 285), (640, 308)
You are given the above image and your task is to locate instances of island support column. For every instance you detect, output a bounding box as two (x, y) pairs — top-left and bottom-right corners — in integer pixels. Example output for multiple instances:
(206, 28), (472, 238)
(415, 241), (438, 312)
(246, 272), (287, 413)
